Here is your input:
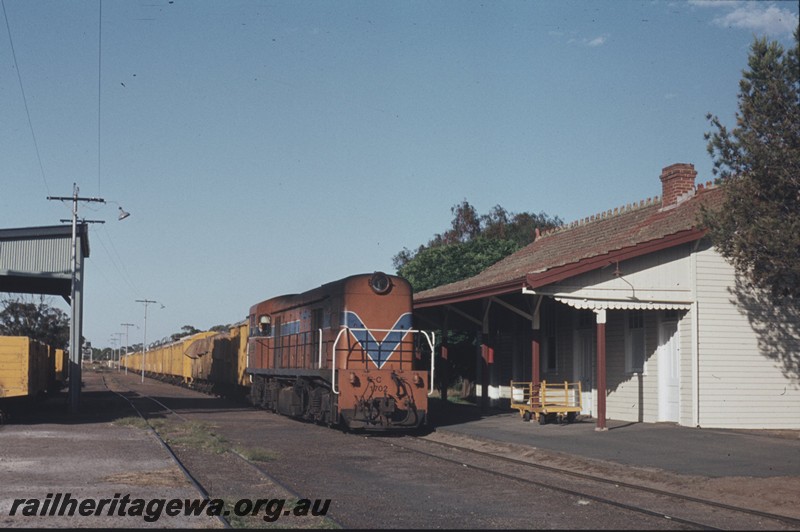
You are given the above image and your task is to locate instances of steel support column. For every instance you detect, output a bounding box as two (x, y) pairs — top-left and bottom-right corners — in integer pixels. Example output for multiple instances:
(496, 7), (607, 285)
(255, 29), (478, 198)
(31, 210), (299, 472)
(531, 296), (542, 384)
(531, 330), (541, 384)
(595, 309), (607, 431)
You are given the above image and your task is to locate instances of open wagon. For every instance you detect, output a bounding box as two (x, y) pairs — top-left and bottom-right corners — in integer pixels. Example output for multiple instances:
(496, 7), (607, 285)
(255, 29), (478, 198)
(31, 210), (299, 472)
(510, 380), (582, 425)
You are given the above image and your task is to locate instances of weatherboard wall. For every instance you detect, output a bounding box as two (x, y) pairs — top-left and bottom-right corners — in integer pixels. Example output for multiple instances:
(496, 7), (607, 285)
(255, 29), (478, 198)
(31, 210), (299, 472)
(694, 242), (800, 429)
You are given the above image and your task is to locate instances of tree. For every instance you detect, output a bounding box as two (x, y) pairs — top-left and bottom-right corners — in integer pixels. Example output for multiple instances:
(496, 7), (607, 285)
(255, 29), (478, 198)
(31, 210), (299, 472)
(0, 296), (70, 349)
(704, 30), (800, 302)
(398, 237), (520, 292)
(393, 200), (562, 292)
(171, 325), (201, 342)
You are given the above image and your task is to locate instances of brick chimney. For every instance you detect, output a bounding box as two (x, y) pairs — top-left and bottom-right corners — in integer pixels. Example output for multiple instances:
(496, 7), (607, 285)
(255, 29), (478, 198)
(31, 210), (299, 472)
(660, 163), (697, 207)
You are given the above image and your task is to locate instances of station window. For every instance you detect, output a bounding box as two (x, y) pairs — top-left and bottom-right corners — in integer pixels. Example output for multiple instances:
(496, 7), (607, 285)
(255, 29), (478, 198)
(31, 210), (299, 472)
(577, 310), (594, 329)
(542, 314), (557, 373)
(625, 310), (646, 373)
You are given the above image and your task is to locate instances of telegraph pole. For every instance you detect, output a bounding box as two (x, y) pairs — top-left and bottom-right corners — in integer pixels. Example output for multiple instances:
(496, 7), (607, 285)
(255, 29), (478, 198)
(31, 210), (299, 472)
(110, 332), (124, 370)
(135, 300), (157, 383)
(47, 183), (105, 414)
(121, 323), (134, 375)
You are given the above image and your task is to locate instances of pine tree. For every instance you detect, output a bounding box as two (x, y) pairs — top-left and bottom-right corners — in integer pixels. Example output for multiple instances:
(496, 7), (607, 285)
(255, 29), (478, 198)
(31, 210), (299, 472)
(704, 29), (800, 302)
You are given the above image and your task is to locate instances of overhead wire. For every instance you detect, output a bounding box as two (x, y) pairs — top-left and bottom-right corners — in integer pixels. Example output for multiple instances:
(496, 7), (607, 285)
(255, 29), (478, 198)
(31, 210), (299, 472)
(80, 201), (140, 297)
(1, 0), (50, 196)
(97, 0), (102, 195)
(2, 0), (137, 344)
(97, 224), (140, 296)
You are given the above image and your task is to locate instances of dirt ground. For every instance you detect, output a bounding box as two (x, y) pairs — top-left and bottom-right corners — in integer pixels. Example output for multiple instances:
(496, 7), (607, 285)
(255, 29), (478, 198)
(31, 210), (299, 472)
(4, 371), (797, 529)
(422, 429), (800, 521)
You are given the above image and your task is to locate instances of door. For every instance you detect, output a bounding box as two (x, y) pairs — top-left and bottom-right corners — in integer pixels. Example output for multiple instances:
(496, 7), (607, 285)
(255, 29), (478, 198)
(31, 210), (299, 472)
(658, 321), (680, 422)
(574, 329), (594, 416)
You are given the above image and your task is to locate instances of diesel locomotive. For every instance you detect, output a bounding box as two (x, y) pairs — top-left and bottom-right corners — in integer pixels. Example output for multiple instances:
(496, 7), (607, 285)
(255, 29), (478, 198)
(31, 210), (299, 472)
(247, 272), (434, 430)
(122, 272), (435, 432)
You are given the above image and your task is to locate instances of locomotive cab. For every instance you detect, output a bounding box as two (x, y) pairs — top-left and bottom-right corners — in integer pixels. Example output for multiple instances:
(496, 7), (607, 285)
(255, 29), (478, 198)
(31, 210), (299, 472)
(258, 315), (271, 336)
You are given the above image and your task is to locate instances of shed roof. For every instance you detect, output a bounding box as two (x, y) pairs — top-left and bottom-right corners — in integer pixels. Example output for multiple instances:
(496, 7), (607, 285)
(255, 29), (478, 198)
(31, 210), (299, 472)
(0, 224), (90, 299)
(414, 183), (724, 308)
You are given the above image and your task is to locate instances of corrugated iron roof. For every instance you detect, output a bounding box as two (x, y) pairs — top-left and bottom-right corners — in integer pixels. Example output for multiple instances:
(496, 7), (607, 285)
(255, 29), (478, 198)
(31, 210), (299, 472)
(0, 224), (90, 298)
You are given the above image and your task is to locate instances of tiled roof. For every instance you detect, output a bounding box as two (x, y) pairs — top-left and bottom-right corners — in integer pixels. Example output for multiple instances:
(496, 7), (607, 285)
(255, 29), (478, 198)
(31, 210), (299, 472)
(415, 183), (724, 305)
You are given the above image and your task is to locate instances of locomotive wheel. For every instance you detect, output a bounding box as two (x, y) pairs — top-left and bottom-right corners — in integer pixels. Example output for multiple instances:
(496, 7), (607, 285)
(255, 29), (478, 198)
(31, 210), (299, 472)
(538, 412), (548, 425)
(522, 411), (531, 422)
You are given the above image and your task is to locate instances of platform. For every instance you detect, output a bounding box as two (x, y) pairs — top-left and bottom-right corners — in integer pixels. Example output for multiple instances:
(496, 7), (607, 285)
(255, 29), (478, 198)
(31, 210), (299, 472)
(428, 399), (800, 479)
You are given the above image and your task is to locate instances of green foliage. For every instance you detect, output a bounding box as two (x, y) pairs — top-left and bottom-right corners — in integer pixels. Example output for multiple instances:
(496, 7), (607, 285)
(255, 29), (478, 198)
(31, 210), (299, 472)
(159, 420), (229, 454)
(704, 30), (800, 302)
(170, 324), (201, 342)
(235, 446), (279, 462)
(398, 237), (519, 292)
(0, 295), (70, 349)
(394, 200), (561, 292)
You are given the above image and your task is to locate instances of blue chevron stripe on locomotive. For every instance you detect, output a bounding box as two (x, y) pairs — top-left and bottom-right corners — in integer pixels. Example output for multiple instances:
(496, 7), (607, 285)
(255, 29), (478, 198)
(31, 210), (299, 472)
(343, 311), (413, 369)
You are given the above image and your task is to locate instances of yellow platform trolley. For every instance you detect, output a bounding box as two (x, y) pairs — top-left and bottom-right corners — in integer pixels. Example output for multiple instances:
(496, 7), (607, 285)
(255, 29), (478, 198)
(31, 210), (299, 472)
(510, 380), (582, 424)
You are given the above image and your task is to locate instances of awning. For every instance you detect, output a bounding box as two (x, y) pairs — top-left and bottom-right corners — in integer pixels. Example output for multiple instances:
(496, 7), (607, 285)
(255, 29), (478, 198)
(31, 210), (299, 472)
(553, 295), (692, 311)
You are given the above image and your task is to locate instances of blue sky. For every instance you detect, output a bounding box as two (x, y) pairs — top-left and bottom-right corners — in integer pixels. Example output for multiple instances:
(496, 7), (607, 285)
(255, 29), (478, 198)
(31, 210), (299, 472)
(1, 0), (797, 350)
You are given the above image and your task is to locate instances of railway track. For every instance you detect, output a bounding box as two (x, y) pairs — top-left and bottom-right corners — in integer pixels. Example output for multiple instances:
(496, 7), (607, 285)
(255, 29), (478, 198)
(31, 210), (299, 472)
(101, 375), (232, 529)
(370, 434), (800, 531)
(101, 373), (343, 529)
(102, 371), (798, 529)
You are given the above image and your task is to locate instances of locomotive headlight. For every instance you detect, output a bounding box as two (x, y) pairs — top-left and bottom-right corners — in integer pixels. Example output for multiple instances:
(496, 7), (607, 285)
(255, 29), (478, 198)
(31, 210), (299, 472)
(369, 272), (392, 294)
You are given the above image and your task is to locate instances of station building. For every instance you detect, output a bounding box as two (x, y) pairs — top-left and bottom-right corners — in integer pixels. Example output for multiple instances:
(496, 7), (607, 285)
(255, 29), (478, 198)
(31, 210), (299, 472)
(414, 163), (800, 430)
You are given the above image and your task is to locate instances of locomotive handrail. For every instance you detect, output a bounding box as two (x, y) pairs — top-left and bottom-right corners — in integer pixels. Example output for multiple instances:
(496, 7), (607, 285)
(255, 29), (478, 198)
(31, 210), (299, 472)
(317, 328), (323, 369)
(330, 328), (349, 395)
(330, 327), (436, 395)
(422, 330), (436, 395)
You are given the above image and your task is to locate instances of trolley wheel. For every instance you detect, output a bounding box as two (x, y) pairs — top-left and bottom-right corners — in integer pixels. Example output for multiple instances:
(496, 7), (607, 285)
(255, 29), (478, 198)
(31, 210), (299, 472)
(522, 411), (531, 422)
(566, 412), (577, 423)
(538, 413), (548, 425)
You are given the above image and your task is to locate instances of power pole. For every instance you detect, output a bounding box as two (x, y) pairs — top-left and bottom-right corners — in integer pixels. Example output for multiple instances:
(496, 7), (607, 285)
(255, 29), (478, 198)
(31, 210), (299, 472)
(47, 183), (105, 414)
(110, 333), (124, 370)
(135, 300), (157, 384)
(121, 323), (134, 375)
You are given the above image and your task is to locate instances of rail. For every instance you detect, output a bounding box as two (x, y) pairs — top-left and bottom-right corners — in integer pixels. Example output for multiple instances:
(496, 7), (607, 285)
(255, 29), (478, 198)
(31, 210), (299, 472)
(331, 327), (436, 396)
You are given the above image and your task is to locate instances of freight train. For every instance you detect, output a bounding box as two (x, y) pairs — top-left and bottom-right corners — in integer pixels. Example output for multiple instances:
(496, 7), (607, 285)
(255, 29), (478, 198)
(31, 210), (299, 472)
(122, 272), (435, 431)
(0, 336), (68, 422)
(120, 327), (251, 395)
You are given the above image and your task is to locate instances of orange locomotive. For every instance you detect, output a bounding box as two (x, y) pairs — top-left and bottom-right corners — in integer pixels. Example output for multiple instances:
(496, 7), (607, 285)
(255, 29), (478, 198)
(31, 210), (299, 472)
(247, 272), (434, 431)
